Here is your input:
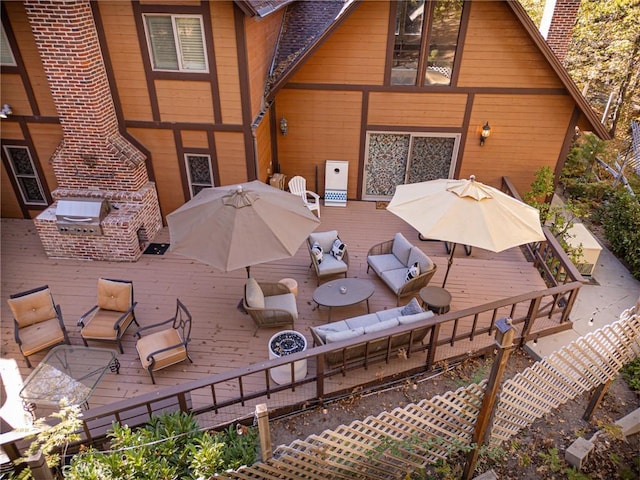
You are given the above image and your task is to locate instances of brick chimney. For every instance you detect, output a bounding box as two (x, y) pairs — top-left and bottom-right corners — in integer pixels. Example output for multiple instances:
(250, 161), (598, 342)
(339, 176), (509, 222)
(540, 0), (581, 64)
(26, 0), (162, 261)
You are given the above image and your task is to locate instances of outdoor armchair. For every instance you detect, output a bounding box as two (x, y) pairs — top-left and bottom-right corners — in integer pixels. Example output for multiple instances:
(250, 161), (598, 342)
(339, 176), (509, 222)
(243, 277), (298, 336)
(288, 175), (321, 218)
(7, 285), (70, 367)
(77, 278), (138, 353)
(135, 299), (193, 384)
(307, 230), (349, 285)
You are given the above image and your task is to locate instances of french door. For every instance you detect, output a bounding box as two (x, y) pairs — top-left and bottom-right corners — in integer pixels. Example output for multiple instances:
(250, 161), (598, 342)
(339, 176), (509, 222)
(362, 132), (460, 200)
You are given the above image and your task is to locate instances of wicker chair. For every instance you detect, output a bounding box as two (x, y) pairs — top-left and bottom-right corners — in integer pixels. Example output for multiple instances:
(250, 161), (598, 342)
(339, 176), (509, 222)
(7, 285), (70, 367)
(367, 233), (438, 305)
(77, 278), (139, 353)
(243, 278), (298, 336)
(307, 230), (349, 285)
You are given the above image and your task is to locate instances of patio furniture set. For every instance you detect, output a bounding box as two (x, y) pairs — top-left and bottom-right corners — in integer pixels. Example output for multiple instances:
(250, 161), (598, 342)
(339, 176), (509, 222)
(243, 229), (448, 381)
(7, 280), (194, 415)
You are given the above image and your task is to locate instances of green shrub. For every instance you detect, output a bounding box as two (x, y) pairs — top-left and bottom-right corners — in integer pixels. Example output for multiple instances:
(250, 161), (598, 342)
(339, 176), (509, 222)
(64, 411), (258, 479)
(598, 190), (640, 279)
(621, 358), (640, 392)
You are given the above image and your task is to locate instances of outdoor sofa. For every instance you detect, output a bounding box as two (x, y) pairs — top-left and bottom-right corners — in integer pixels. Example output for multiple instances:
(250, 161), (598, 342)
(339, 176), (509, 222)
(367, 232), (437, 305)
(310, 298), (435, 368)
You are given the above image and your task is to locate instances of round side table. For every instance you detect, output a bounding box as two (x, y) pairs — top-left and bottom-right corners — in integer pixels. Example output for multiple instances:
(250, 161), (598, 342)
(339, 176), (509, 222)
(278, 277), (298, 297)
(419, 286), (452, 314)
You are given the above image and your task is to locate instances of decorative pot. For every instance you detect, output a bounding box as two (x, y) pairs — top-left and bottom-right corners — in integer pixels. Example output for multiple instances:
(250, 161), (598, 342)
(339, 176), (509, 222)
(268, 330), (308, 385)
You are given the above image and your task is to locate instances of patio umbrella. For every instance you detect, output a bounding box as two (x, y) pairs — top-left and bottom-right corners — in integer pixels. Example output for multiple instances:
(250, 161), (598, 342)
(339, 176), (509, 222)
(167, 180), (321, 277)
(387, 175), (545, 287)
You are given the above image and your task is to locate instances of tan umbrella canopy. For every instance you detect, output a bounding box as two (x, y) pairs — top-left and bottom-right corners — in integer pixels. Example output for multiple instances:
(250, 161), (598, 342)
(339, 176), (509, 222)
(387, 175), (545, 287)
(167, 180), (321, 276)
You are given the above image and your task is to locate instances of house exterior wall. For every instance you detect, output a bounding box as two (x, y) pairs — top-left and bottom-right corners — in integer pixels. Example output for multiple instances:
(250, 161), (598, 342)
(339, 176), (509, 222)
(272, 0), (577, 196)
(0, 0), (599, 225)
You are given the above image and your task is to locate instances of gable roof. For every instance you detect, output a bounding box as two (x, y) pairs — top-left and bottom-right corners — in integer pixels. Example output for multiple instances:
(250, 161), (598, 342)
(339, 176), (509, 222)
(505, 2), (611, 140)
(264, 0), (359, 100)
(250, 0), (609, 140)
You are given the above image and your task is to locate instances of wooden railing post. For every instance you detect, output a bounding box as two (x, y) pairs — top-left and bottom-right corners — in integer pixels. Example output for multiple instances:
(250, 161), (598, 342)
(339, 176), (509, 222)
(25, 450), (54, 480)
(463, 317), (516, 480)
(255, 403), (272, 462)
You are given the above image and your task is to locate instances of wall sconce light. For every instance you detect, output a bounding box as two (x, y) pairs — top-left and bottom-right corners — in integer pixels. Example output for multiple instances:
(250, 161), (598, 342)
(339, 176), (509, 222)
(279, 116), (288, 136)
(480, 121), (491, 146)
(0, 104), (13, 119)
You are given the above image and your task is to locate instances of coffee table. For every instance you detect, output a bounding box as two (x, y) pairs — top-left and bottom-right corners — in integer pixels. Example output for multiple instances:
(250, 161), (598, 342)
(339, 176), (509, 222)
(312, 278), (375, 322)
(19, 344), (120, 417)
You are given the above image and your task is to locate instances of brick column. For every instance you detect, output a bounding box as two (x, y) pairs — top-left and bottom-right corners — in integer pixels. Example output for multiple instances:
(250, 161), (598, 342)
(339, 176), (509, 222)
(26, 0), (162, 261)
(546, 0), (581, 64)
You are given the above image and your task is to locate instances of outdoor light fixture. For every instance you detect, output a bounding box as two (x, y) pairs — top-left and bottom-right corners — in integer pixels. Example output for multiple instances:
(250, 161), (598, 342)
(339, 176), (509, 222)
(480, 121), (491, 146)
(279, 116), (288, 136)
(0, 104), (12, 119)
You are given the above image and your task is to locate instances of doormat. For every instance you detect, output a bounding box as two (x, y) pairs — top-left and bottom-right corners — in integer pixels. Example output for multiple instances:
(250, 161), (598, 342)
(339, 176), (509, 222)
(376, 201), (389, 209)
(143, 243), (170, 255)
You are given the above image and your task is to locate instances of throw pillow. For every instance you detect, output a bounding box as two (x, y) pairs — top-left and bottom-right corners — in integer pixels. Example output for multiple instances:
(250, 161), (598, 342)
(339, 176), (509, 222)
(401, 297), (423, 316)
(405, 261), (420, 282)
(311, 242), (323, 264)
(331, 238), (346, 262)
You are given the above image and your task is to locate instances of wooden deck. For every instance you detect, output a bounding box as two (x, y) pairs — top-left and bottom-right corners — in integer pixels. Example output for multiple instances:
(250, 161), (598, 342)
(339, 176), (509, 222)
(1, 201), (548, 420)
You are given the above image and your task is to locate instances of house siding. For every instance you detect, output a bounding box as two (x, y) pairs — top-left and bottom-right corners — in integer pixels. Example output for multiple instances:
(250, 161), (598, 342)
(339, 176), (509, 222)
(0, 0), (601, 223)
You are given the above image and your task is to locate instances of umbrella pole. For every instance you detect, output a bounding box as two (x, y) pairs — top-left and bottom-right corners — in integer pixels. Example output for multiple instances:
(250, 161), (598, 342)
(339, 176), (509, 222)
(246, 266), (251, 278)
(442, 243), (457, 288)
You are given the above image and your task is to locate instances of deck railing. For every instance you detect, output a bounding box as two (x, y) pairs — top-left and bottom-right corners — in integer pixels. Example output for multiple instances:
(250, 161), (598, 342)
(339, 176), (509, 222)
(67, 278), (581, 446)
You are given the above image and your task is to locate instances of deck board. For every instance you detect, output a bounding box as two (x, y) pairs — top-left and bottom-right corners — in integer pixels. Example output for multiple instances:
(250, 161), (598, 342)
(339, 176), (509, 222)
(1, 200), (547, 418)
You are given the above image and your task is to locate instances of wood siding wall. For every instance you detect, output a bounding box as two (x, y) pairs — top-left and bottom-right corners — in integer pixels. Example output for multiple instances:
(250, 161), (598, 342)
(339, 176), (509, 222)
(275, 0), (577, 197)
(244, 10), (283, 119)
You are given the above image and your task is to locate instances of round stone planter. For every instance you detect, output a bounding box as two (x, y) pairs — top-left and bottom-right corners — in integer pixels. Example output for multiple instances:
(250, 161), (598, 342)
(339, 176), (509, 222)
(268, 330), (308, 385)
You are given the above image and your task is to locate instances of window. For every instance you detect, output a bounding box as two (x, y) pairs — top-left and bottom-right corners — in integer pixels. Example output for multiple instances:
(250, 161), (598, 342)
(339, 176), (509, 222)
(3, 146), (47, 205)
(143, 14), (207, 72)
(185, 154), (213, 197)
(391, 0), (463, 86)
(1, 24), (16, 66)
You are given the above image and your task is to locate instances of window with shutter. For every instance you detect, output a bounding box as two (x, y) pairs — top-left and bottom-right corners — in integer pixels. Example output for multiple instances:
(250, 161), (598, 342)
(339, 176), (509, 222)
(143, 14), (207, 73)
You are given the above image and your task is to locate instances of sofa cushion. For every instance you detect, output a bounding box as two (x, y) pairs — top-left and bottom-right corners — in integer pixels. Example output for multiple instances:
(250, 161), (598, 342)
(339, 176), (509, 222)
(391, 232), (413, 266)
(345, 313), (379, 330)
(398, 310), (434, 325)
(325, 327), (365, 343)
(317, 254), (348, 276)
(311, 242), (323, 264)
(380, 268), (410, 294)
(8, 289), (58, 328)
(407, 247), (434, 274)
(376, 307), (404, 322)
(331, 238), (346, 261)
(367, 254), (405, 276)
(401, 297), (423, 316)
(264, 293), (298, 319)
(245, 278), (265, 308)
(313, 321), (349, 342)
(97, 279), (132, 312)
(405, 262), (420, 282)
(364, 317), (399, 334)
(309, 230), (338, 253)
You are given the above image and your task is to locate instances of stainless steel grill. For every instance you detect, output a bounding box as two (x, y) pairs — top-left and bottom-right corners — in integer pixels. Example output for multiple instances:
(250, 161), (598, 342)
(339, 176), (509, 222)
(56, 198), (110, 235)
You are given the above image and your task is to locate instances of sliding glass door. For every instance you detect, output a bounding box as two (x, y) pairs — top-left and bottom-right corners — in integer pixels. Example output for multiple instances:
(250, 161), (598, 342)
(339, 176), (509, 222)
(363, 132), (460, 200)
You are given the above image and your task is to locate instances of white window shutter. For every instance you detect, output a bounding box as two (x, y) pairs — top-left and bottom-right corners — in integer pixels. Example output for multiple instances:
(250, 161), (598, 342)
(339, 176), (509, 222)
(175, 17), (206, 71)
